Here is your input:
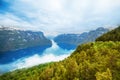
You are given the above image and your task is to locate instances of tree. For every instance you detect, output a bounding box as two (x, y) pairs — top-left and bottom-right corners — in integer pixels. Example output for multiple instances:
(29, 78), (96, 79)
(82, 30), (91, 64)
(95, 68), (112, 80)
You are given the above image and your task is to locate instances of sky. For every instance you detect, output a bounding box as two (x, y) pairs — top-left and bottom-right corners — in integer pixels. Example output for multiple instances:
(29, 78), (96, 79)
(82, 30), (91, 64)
(0, 0), (120, 36)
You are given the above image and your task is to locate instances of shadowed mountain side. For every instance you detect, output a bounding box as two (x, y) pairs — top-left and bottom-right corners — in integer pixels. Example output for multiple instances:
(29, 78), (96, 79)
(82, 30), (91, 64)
(54, 27), (109, 50)
(0, 26), (52, 52)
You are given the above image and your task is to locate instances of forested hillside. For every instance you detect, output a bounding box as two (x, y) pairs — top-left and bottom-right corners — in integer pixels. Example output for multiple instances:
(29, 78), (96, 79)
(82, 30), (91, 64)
(0, 26), (120, 80)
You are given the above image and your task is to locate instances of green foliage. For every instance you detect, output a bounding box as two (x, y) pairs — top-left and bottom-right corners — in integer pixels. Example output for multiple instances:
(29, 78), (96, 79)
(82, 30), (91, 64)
(0, 42), (120, 80)
(95, 68), (112, 80)
(96, 26), (120, 41)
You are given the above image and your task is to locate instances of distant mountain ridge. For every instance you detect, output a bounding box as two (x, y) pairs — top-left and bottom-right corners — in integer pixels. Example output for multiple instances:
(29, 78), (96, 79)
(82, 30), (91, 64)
(54, 27), (109, 50)
(0, 27), (52, 52)
(96, 26), (120, 41)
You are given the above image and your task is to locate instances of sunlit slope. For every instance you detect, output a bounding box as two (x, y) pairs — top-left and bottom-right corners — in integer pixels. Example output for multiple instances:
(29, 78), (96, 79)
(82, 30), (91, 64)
(0, 41), (120, 80)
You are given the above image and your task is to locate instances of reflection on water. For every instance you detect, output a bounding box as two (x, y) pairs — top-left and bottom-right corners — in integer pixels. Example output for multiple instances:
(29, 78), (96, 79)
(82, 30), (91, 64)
(0, 40), (75, 74)
(0, 45), (50, 64)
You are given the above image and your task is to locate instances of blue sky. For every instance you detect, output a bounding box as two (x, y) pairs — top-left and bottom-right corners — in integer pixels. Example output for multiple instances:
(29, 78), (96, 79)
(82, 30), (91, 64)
(0, 0), (120, 36)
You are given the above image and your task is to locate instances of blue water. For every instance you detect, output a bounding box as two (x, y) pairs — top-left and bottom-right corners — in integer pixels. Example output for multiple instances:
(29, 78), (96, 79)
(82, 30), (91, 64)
(0, 40), (75, 74)
(57, 43), (76, 50)
(0, 46), (50, 64)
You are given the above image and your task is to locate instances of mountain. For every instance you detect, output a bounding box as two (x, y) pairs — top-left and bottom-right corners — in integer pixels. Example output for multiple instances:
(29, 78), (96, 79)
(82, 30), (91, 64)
(96, 26), (120, 41)
(0, 26), (120, 80)
(54, 27), (109, 50)
(0, 26), (52, 52)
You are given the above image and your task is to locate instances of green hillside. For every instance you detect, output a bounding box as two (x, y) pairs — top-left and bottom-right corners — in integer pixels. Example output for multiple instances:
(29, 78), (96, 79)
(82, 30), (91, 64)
(96, 26), (120, 41)
(0, 41), (120, 80)
(0, 26), (120, 80)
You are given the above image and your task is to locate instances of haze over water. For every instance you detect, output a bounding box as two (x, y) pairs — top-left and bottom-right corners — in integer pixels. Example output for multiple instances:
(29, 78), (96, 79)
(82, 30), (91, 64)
(0, 40), (74, 74)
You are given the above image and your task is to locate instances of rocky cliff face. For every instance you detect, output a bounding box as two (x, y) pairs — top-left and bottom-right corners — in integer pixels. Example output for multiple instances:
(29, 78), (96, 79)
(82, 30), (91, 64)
(54, 27), (109, 50)
(0, 27), (52, 52)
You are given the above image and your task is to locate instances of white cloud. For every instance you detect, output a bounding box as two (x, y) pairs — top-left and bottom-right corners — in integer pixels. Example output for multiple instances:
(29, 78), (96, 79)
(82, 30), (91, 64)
(93, 0), (120, 14)
(0, 0), (120, 35)
(0, 13), (32, 27)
